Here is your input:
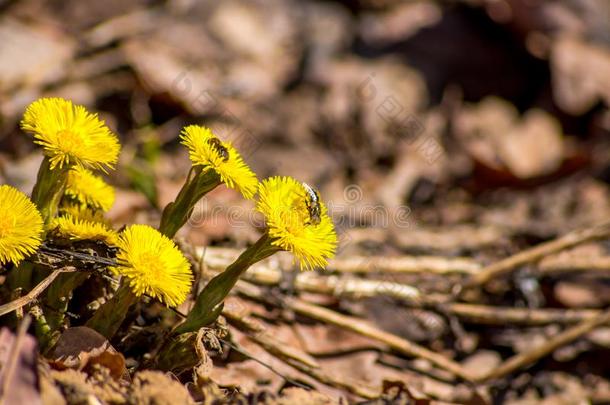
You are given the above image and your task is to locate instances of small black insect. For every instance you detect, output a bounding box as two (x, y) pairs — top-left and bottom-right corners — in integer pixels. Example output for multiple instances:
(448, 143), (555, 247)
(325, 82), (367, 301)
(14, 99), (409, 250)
(302, 182), (321, 225)
(207, 137), (229, 162)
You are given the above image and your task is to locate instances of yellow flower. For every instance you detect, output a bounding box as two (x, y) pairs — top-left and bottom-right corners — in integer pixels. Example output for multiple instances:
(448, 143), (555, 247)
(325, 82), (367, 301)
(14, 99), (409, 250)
(65, 166), (115, 211)
(180, 125), (258, 199)
(257, 177), (337, 270)
(0, 185), (44, 265)
(21, 97), (120, 171)
(59, 203), (107, 223)
(49, 214), (118, 245)
(112, 225), (193, 307)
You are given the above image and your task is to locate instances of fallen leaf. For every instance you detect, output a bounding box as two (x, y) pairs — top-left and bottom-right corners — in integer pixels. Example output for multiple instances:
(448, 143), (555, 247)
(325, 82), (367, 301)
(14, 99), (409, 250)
(48, 327), (126, 380)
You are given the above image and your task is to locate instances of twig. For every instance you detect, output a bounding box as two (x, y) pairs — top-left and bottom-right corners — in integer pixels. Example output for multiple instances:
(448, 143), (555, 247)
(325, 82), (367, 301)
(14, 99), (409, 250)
(478, 309), (610, 382)
(223, 303), (320, 369)
(442, 303), (600, 326)
(194, 247), (480, 275)
(539, 256), (610, 274)
(280, 353), (380, 399)
(464, 220), (610, 288)
(234, 281), (474, 382)
(219, 338), (312, 391)
(0, 268), (75, 317)
(243, 266), (425, 302)
(0, 315), (31, 405)
(327, 255), (481, 275)
(222, 304), (379, 398)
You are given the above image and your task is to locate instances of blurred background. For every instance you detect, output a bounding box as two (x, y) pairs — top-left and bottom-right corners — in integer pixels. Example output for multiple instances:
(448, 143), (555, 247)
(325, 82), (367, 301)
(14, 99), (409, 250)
(1, 1), (610, 400)
(1, 0), (609, 248)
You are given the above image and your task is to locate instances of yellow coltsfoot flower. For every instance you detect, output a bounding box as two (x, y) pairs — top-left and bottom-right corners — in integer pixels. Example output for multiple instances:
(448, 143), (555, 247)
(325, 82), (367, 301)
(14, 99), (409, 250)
(180, 125), (258, 199)
(64, 166), (115, 212)
(21, 97), (120, 171)
(112, 225), (193, 307)
(0, 185), (44, 265)
(177, 177), (337, 333)
(257, 176), (337, 270)
(159, 125), (258, 238)
(49, 214), (118, 245)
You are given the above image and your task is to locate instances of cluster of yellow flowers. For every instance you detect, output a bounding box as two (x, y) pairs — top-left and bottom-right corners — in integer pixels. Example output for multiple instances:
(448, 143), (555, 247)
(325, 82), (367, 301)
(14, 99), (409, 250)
(1, 97), (337, 337)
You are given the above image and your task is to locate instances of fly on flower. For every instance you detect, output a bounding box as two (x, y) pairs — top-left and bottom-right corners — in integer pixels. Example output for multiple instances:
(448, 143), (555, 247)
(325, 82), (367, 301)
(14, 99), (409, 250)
(21, 97), (121, 172)
(159, 125), (259, 238)
(0, 185), (44, 265)
(257, 176), (337, 270)
(302, 182), (322, 225)
(180, 125), (258, 199)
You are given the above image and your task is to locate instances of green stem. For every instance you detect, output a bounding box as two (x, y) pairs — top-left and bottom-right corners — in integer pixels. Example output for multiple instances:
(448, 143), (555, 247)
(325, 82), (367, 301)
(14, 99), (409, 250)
(44, 272), (91, 331)
(175, 233), (280, 334)
(159, 167), (221, 238)
(10, 158), (70, 291)
(31, 156), (70, 225)
(85, 283), (138, 339)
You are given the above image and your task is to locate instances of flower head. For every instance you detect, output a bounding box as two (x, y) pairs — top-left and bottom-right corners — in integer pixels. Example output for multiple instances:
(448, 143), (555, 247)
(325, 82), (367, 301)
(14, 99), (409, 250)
(180, 125), (258, 199)
(49, 214), (118, 245)
(21, 97), (120, 171)
(257, 177), (337, 270)
(0, 185), (44, 265)
(64, 166), (115, 211)
(112, 225), (193, 307)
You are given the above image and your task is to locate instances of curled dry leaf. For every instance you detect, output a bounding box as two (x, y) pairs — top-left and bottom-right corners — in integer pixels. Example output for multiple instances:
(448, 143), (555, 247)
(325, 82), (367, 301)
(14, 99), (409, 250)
(48, 326), (126, 380)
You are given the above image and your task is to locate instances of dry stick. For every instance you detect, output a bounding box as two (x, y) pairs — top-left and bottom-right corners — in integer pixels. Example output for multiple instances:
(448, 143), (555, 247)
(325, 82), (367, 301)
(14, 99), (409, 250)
(243, 266), (425, 302)
(280, 355), (380, 399)
(234, 281), (474, 382)
(443, 303), (600, 326)
(539, 256), (610, 274)
(0, 315), (32, 404)
(240, 267), (603, 326)
(479, 309), (610, 382)
(223, 305), (320, 369)
(195, 247), (480, 275)
(0, 268), (74, 317)
(465, 220), (610, 288)
(223, 306), (380, 399)
(326, 255), (481, 275)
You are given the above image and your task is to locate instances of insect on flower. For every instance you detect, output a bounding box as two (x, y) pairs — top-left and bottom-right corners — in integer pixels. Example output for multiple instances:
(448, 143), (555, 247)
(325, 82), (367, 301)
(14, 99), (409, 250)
(207, 137), (230, 162)
(302, 182), (321, 225)
(257, 176), (337, 270)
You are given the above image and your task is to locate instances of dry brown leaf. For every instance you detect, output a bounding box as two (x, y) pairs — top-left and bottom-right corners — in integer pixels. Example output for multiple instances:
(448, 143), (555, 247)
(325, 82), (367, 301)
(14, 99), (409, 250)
(48, 327), (126, 380)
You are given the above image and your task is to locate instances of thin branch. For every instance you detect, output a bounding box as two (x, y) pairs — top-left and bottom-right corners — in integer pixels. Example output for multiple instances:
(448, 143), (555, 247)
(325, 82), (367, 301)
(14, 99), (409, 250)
(194, 247), (481, 275)
(442, 303), (601, 326)
(464, 220), (610, 289)
(478, 309), (610, 382)
(0, 268), (75, 317)
(234, 281), (474, 382)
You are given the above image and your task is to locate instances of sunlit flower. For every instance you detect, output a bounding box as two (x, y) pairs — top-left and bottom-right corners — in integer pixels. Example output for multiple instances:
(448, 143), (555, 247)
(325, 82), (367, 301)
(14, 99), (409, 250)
(21, 97), (120, 171)
(112, 225), (193, 307)
(64, 166), (115, 212)
(257, 176), (337, 270)
(49, 214), (118, 245)
(180, 125), (258, 199)
(0, 185), (44, 265)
